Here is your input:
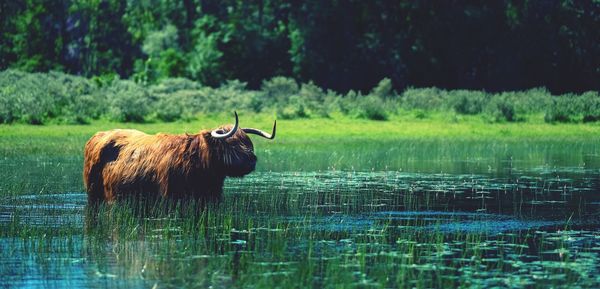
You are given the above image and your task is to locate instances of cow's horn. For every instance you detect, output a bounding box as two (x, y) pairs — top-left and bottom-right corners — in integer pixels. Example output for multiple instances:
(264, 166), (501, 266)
(211, 111), (239, 139)
(242, 120), (276, 140)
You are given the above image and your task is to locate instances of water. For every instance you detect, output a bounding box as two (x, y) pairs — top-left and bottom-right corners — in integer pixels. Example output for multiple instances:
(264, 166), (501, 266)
(1, 139), (600, 288)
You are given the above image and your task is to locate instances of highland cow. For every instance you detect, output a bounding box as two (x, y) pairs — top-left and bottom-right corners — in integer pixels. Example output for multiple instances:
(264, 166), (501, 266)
(83, 112), (275, 204)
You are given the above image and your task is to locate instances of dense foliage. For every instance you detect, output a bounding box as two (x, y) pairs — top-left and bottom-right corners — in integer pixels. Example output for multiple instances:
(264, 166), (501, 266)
(1, 1), (598, 93)
(1, 70), (598, 125)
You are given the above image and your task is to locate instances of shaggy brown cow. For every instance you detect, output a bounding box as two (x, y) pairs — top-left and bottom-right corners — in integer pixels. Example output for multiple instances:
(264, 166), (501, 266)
(83, 112), (275, 204)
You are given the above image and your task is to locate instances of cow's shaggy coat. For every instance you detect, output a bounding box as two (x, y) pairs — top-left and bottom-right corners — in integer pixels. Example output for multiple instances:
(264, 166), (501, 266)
(83, 123), (262, 204)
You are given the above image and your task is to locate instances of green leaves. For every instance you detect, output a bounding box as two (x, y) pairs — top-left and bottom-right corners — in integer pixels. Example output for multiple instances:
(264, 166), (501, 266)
(186, 30), (224, 86)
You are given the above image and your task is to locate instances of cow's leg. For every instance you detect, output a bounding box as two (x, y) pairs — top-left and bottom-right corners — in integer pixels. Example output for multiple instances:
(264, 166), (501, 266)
(85, 159), (107, 205)
(88, 142), (120, 204)
(201, 176), (225, 203)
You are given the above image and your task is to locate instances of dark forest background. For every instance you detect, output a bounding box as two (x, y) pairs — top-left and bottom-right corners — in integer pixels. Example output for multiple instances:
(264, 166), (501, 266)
(1, 0), (599, 94)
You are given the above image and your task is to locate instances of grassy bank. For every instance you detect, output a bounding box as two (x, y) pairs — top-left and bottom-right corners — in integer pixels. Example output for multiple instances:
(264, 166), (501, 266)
(2, 113), (600, 140)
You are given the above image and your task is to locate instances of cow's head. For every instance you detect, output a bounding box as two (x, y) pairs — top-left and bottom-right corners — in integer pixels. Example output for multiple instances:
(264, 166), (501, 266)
(207, 112), (276, 177)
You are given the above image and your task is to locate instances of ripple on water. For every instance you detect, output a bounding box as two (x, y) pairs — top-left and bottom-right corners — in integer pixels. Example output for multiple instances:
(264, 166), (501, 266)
(0, 193), (86, 227)
(278, 210), (574, 235)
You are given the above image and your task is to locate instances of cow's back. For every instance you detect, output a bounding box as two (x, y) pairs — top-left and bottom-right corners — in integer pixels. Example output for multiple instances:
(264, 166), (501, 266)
(83, 129), (146, 203)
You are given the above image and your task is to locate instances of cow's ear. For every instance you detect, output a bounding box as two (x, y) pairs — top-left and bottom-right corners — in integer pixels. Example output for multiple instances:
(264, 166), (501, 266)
(202, 131), (211, 139)
(203, 130), (219, 142)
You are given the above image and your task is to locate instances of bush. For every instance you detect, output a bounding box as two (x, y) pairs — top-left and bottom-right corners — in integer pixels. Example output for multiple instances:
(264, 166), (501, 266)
(485, 95), (516, 122)
(543, 92), (600, 123)
(150, 79), (261, 120)
(544, 95), (579, 123)
(259, 76), (303, 116)
(63, 93), (106, 124)
(580, 91), (600, 122)
(413, 109), (428, 119)
(337, 90), (359, 115)
(296, 81), (328, 117)
(154, 90), (199, 122)
(2, 70), (598, 125)
(401, 87), (447, 111)
(320, 90), (340, 117)
(149, 77), (203, 94)
(505, 88), (552, 115)
(0, 70), (99, 124)
(106, 79), (152, 122)
(0, 71), (44, 123)
(211, 80), (259, 114)
(355, 95), (388, 120)
(7, 89), (48, 124)
(49, 71), (102, 124)
(370, 78), (395, 99)
(260, 76), (299, 104)
(276, 95), (308, 119)
(447, 90), (488, 115)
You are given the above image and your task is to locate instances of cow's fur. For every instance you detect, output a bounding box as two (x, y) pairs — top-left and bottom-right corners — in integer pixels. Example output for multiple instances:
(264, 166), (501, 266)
(83, 125), (256, 204)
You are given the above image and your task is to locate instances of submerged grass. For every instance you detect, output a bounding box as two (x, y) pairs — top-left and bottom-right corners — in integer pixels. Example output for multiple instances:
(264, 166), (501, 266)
(2, 187), (600, 288)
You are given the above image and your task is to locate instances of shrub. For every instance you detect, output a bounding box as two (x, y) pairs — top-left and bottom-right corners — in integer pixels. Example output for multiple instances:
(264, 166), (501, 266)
(320, 90), (340, 117)
(48, 71), (102, 124)
(447, 90), (488, 115)
(337, 90), (358, 115)
(0, 85), (13, 123)
(580, 91), (600, 122)
(63, 93), (106, 124)
(0, 71), (33, 123)
(1, 70), (597, 125)
(355, 95), (388, 120)
(106, 79), (152, 122)
(401, 87), (447, 111)
(149, 77), (203, 94)
(484, 95), (516, 122)
(9, 89), (48, 124)
(505, 88), (552, 115)
(276, 95), (308, 119)
(370, 78), (395, 99)
(150, 79), (262, 119)
(211, 80), (258, 113)
(297, 81), (328, 117)
(413, 109), (428, 119)
(260, 76), (299, 105)
(544, 94), (579, 123)
(154, 90), (199, 122)
(0, 70), (72, 124)
(91, 73), (118, 88)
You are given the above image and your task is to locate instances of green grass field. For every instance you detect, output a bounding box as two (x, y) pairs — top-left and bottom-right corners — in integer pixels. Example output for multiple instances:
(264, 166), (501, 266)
(3, 112), (600, 142)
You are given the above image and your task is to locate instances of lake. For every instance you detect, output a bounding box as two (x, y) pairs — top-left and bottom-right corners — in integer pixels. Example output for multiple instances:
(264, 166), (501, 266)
(1, 137), (600, 288)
